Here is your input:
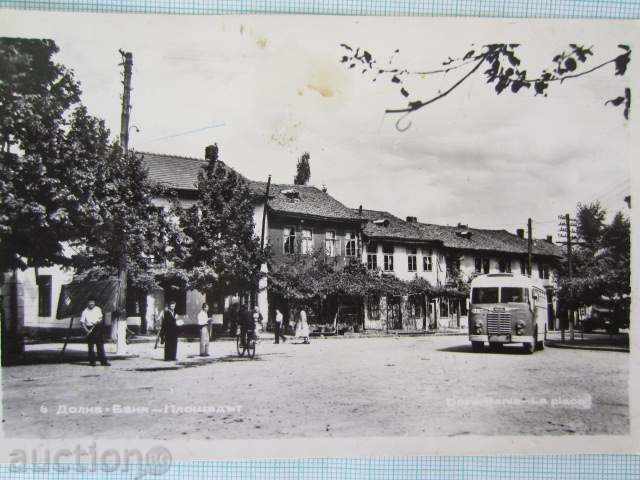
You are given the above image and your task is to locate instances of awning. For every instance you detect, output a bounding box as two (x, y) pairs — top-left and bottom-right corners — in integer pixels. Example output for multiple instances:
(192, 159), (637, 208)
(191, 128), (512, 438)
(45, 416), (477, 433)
(56, 278), (121, 319)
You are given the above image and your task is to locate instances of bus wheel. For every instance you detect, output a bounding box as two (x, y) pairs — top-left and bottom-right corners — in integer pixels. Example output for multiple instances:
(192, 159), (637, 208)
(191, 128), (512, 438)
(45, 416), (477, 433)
(471, 341), (484, 353)
(537, 327), (545, 350)
(523, 328), (536, 354)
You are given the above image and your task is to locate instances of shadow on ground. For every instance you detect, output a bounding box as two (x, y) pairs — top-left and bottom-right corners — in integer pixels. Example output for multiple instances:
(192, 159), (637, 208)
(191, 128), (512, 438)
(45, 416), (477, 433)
(438, 344), (533, 355)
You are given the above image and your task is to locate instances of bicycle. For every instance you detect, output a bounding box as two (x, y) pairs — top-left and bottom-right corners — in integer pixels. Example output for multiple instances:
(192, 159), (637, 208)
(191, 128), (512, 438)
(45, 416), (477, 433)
(236, 327), (257, 359)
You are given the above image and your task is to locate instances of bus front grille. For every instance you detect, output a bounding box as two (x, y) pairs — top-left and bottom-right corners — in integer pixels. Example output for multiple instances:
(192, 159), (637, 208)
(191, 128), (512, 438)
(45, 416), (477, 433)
(487, 313), (512, 335)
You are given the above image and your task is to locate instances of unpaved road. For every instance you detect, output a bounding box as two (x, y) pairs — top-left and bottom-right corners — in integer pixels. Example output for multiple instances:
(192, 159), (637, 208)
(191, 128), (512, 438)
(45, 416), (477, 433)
(2, 335), (628, 439)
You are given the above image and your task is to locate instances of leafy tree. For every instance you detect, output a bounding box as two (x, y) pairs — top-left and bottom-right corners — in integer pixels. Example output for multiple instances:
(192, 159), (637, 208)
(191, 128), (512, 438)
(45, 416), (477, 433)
(576, 201), (606, 247)
(340, 43), (631, 130)
(176, 144), (265, 294)
(557, 203), (630, 312)
(69, 149), (177, 292)
(293, 152), (311, 185)
(0, 38), (178, 292)
(0, 38), (102, 271)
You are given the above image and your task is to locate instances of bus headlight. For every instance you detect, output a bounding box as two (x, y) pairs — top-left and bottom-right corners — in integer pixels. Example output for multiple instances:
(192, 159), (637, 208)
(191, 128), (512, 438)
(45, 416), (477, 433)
(515, 321), (525, 335)
(473, 322), (483, 334)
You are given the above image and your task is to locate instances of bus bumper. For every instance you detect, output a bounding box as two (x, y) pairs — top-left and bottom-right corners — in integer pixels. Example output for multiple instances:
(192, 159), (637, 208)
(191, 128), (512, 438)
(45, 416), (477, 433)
(469, 335), (488, 342)
(469, 335), (533, 343)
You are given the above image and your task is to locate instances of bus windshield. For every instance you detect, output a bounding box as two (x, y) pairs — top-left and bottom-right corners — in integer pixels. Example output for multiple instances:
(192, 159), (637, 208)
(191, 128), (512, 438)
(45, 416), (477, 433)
(500, 287), (525, 303)
(471, 288), (499, 304)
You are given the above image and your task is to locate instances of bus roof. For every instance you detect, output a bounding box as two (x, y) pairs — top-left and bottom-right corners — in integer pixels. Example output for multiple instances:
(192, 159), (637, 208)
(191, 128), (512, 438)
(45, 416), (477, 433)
(470, 273), (542, 289)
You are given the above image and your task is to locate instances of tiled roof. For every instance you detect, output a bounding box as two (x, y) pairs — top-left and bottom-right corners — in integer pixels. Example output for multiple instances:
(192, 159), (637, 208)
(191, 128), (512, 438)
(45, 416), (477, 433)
(355, 208), (563, 258)
(140, 152), (266, 197)
(141, 152), (365, 221)
(265, 184), (364, 222)
(355, 209), (429, 242)
(416, 223), (564, 258)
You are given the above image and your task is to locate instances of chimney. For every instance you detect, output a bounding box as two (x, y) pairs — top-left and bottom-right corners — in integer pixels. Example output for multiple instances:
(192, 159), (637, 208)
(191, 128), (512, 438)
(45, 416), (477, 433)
(516, 228), (525, 239)
(406, 216), (417, 223)
(546, 235), (553, 244)
(457, 222), (468, 229)
(358, 205), (363, 216)
(321, 184), (327, 193)
(204, 144), (218, 163)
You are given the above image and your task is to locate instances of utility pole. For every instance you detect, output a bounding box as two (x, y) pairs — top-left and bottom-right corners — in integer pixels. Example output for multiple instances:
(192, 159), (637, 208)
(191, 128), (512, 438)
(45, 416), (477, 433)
(527, 218), (533, 278)
(260, 175), (271, 250)
(114, 50), (133, 354)
(558, 213), (577, 342)
(565, 213), (574, 342)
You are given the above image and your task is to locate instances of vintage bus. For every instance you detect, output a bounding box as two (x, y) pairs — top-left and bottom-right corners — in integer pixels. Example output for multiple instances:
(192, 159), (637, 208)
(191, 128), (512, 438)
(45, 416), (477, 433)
(468, 273), (548, 353)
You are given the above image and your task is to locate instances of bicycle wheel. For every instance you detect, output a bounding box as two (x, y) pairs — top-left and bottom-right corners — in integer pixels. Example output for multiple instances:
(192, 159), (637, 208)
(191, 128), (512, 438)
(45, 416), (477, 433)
(247, 338), (256, 359)
(236, 336), (246, 357)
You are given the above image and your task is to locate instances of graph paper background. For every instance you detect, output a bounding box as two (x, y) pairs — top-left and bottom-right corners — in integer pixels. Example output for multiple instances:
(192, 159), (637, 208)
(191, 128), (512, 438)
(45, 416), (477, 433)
(1, 0), (639, 478)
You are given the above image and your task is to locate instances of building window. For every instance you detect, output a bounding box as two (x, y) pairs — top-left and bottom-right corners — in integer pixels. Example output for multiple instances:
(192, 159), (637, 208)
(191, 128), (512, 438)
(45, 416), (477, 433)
(475, 256), (490, 274)
(283, 227), (296, 254)
(367, 295), (380, 320)
(367, 244), (378, 270)
(408, 294), (423, 318)
(325, 231), (338, 257)
(301, 229), (313, 254)
(345, 232), (357, 257)
(383, 244), (394, 272)
(408, 247), (417, 272)
(498, 258), (511, 273)
(423, 250), (433, 271)
(482, 257), (490, 274)
(447, 255), (461, 277)
(521, 257), (531, 275)
(37, 275), (52, 317)
(440, 299), (449, 318)
(538, 263), (550, 279)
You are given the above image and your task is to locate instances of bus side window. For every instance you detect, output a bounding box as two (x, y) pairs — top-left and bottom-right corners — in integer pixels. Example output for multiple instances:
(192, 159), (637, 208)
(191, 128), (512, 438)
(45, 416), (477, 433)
(525, 288), (530, 306)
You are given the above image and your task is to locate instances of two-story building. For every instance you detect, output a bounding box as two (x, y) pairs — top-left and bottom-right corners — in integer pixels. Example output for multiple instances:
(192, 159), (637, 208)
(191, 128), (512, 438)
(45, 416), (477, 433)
(354, 211), (564, 332)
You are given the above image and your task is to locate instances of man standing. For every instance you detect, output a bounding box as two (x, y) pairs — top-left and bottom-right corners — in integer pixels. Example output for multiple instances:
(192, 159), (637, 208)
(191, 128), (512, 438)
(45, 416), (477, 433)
(159, 300), (180, 361)
(274, 308), (287, 344)
(238, 304), (254, 347)
(80, 299), (110, 366)
(197, 303), (211, 357)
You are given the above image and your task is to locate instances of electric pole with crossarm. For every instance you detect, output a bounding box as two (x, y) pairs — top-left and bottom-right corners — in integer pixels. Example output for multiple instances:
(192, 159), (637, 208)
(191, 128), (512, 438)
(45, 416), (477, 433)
(113, 50), (133, 354)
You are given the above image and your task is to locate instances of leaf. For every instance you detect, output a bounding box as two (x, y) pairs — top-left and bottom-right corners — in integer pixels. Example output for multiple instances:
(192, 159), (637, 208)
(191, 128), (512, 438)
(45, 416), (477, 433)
(614, 53), (630, 76)
(363, 51), (372, 64)
(463, 50), (475, 60)
(564, 57), (577, 72)
(400, 87), (409, 97)
(340, 43), (353, 51)
(534, 80), (548, 95)
(340, 56), (349, 63)
(605, 96), (625, 107)
(618, 44), (630, 51)
(391, 76), (401, 84)
(506, 52), (520, 67)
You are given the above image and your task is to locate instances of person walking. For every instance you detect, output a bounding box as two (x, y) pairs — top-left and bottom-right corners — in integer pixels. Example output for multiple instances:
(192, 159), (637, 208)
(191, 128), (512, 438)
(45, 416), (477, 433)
(274, 308), (287, 344)
(295, 308), (310, 344)
(159, 301), (180, 361)
(252, 306), (263, 335)
(197, 303), (211, 357)
(80, 298), (110, 366)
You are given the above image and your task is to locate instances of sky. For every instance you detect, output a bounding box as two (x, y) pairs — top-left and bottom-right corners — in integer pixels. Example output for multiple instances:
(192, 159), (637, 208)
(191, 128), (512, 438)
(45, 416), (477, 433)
(1, 13), (636, 240)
